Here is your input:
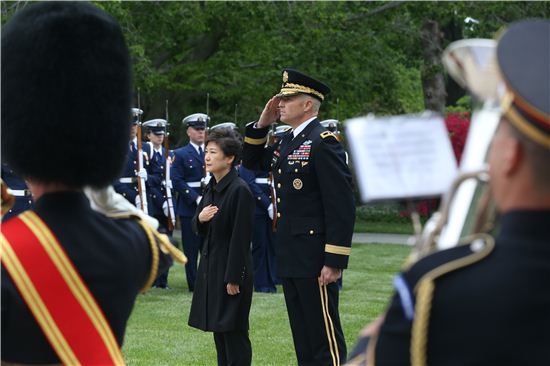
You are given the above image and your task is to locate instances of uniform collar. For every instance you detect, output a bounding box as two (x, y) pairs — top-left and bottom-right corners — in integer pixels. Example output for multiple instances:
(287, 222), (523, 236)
(292, 116), (317, 138)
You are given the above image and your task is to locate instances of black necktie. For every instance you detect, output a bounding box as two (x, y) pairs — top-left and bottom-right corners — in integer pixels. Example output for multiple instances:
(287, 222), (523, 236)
(130, 141), (136, 152)
(198, 146), (204, 158)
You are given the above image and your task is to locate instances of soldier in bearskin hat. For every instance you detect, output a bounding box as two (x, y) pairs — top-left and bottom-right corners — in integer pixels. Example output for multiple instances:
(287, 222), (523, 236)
(1, 2), (183, 364)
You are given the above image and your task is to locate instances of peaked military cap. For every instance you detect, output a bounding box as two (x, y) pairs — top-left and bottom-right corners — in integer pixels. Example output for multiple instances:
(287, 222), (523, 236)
(143, 119), (167, 135)
(277, 68), (331, 102)
(210, 122), (237, 132)
(1, 1), (132, 188)
(320, 119), (340, 133)
(497, 19), (550, 148)
(131, 108), (144, 125)
(183, 113), (209, 129)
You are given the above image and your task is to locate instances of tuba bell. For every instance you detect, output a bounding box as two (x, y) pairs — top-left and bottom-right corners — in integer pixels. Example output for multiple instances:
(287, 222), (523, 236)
(410, 39), (503, 261)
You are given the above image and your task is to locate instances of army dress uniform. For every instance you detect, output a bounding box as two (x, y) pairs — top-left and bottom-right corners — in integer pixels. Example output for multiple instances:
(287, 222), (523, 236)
(243, 69), (356, 365)
(171, 113), (208, 292)
(1, 163), (33, 221)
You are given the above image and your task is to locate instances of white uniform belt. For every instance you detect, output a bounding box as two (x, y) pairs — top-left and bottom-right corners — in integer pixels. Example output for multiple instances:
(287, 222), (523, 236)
(254, 178), (269, 184)
(186, 181), (201, 188)
(119, 177), (136, 183)
(8, 189), (31, 197)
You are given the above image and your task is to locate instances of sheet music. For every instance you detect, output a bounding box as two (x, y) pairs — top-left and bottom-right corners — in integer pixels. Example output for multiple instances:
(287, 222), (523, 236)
(346, 113), (458, 202)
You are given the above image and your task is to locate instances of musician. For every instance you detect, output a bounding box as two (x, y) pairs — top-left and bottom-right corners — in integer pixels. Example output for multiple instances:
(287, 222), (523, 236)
(1, 163), (33, 221)
(243, 69), (356, 365)
(143, 118), (175, 289)
(1, 2), (181, 364)
(171, 113), (208, 292)
(113, 108), (149, 208)
(346, 19), (550, 366)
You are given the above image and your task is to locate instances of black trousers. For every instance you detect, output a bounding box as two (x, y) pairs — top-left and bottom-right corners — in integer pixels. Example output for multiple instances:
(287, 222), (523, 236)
(282, 277), (346, 366)
(213, 330), (252, 366)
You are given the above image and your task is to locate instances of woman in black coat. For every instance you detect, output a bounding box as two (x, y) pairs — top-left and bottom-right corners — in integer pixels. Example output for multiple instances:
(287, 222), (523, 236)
(189, 127), (255, 366)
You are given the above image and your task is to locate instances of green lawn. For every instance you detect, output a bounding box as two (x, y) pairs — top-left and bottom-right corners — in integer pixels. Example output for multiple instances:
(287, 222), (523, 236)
(353, 218), (416, 234)
(122, 243), (410, 365)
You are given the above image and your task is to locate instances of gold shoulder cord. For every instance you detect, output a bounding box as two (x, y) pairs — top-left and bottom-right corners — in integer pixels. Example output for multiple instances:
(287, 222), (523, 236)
(107, 213), (187, 293)
(410, 234), (495, 366)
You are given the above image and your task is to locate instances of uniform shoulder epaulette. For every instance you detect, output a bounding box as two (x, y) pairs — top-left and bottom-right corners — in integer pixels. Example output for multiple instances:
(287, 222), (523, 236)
(407, 234), (495, 291)
(320, 130), (337, 140)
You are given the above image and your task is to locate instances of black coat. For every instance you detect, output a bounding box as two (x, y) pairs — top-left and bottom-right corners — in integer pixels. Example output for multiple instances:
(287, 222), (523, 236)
(243, 119), (355, 277)
(1, 192), (171, 364)
(189, 168), (255, 332)
(352, 210), (550, 366)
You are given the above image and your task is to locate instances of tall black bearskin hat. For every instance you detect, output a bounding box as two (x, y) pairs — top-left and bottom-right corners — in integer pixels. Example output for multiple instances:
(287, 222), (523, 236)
(1, 2), (132, 188)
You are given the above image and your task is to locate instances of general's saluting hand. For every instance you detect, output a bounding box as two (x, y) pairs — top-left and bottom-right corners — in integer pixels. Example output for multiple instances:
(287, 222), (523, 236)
(257, 96), (281, 128)
(198, 204), (219, 223)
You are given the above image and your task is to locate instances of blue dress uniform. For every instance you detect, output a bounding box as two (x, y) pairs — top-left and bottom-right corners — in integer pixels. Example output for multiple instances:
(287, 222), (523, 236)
(171, 113), (208, 292)
(243, 69), (356, 365)
(142, 119), (175, 288)
(113, 108), (149, 207)
(238, 165), (278, 293)
(1, 163), (33, 221)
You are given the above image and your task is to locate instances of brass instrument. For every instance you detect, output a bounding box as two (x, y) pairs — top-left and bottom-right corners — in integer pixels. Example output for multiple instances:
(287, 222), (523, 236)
(410, 39), (502, 261)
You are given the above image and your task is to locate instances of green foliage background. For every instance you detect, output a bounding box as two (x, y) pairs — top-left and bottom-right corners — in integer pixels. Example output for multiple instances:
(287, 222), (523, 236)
(1, 1), (547, 145)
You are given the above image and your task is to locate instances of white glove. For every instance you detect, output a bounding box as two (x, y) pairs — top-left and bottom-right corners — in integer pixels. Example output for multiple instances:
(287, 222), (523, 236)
(84, 186), (159, 229)
(164, 179), (173, 189)
(137, 168), (148, 181)
(196, 196), (202, 205)
(267, 203), (274, 220)
(135, 195), (141, 208)
(162, 201), (169, 217)
(202, 174), (212, 186)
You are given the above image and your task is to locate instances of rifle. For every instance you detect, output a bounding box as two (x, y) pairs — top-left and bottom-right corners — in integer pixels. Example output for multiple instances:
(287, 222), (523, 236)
(164, 100), (176, 231)
(136, 89), (148, 214)
(201, 93), (210, 190)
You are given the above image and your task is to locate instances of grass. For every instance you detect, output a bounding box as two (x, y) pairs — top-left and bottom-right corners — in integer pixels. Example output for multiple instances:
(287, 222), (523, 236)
(122, 243), (411, 365)
(353, 217), (415, 234)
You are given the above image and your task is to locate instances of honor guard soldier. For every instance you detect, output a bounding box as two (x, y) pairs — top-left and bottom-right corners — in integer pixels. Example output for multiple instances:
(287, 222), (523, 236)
(113, 108), (149, 208)
(347, 19), (550, 366)
(1, 163), (33, 221)
(1, 2), (184, 364)
(243, 69), (356, 365)
(143, 119), (175, 288)
(172, 113), (208, 292)
(238, 125), (289, 293)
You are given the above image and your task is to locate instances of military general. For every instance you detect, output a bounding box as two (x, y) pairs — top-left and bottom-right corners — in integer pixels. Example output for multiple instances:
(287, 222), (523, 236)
(243, 69), (356, 366)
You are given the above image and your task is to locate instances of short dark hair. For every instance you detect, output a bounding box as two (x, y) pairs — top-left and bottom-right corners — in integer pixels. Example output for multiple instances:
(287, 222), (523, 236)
(506, 119), (550, 192)
(1, 2), (132, 188)
(205, 128), (242, 167)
